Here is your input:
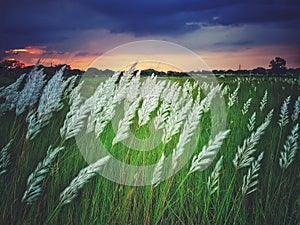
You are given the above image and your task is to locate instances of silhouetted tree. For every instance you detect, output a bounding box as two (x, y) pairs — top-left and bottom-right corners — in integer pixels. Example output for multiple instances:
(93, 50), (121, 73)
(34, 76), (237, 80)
(252, 67), (267, 75)
(0, 59), (25, 69)
(269, 57), (287, 74)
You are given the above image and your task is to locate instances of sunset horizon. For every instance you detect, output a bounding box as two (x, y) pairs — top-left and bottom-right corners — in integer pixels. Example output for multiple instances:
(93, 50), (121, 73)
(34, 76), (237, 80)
(1, 1), (299, 72)
(2, 44), (300, 72)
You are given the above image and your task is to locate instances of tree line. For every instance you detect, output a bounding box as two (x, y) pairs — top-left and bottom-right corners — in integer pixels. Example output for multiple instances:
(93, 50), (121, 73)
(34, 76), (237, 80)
(0, 57), (299, 78)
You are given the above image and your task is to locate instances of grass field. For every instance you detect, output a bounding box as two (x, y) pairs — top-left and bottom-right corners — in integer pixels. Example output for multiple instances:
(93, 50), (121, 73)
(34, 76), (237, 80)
(0, 68), (299, 225)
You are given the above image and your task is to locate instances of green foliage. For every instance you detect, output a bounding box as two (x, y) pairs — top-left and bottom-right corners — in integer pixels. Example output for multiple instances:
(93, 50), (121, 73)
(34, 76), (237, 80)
(0, 76), (299, 225)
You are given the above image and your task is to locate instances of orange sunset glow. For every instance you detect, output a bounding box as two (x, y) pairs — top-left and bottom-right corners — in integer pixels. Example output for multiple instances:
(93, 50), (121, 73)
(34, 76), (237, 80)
(0, 1), (299, 73)
(4, 44), (300, 72)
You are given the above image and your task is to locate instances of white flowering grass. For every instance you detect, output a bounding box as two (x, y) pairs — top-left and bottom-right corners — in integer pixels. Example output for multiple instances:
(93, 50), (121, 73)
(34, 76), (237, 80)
(112, 98), (140, 145)
(1, 65), (299, 224)
(26, 67), (68, 140)
(260, 90), (268, 112)
(241, 152), (264, 195)
(279, 123), (299, 169)
(16, 68), (47, 116)
(59, 156), (110, 206)
(0, 74), (26, 114)
(60, 82), (91, 140)
(63, 75), (78, 100)
(291, 96), (300, 122)
(154, 100), (171, 130)
(152, 152), (165, 187)
(242, 98), (252, 115)
(228, 83), (240, 108)
(0, 73), (26, 98)
(138, 78), (165, 126)
(247, 112), (256, 132)
(22, 146), (64, 204)
(207, 156), (223, 196)
(278, 96), (291, 128)
(0, 139), (13, 176)
(171, 102), (201, 171)
(86, 72), (119, 136)
(162, 99), (192, 144)
(233, 118), (270, 170)
(154, 81), (180, 130)
(189, 130), (230, 174)
(201, 84), (223, 113)
(113, 64), (135, 103)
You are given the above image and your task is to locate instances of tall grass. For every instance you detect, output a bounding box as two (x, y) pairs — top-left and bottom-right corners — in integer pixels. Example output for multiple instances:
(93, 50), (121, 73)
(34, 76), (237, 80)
(0, 67), (299, 225)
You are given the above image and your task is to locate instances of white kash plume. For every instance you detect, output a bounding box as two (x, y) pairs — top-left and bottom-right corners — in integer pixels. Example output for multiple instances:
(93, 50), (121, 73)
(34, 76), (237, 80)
(242, 98), (252, 115)
(152, 152), (165, 187)
(207, 156), (223, 196)
(0, 74), (26, 114)
(264, 109), (274, 124)
(112, 97), (140, 145)
(233, 118), (270, 170)
(279, 123), (299, 169)
(22, 146), (64, 204)
(221, 85), (229, 96)
(0, 139), (13, 176)
(60, 82), (91, 140)
(113, 63), (136, 103)
(228, 82), (240, 108)
(260, 90), (268, 111)
(63, 75), (78, 99)
(154, 81), (180, 130)
(168, 83), (183, 112)
(86, 72), (120, 136)
(201, 82), (209, 92)
(291, 96), (300, 122)
(201, 84), (223, 113)
(182, 80), (194, 97)
(16, 68), (47, 115)
(26, 67), (68, 140)
(0, 73), (25, 98)
(241, 152), (264, 196)
(59, 156), (110, 206)
(247, 112), (256, 132)
(278, 96), (291, 128)
(172, 102), (202, 171)
(125, 71), (141, 103)
(139, 74), (158, 99)
(154, 100), (171, 130)
(161, 80), (207, 143)
(138, 76), (165, 126)
(162, 98), (193, 144)
(189, 130), (230, 174)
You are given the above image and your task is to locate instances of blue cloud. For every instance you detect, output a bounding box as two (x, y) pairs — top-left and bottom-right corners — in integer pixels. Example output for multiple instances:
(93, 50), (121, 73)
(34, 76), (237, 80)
(0, 0), (299, 51)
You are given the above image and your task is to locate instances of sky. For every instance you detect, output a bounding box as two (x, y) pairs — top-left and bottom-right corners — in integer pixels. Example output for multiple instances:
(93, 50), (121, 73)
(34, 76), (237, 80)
(0, 0), (300, 71)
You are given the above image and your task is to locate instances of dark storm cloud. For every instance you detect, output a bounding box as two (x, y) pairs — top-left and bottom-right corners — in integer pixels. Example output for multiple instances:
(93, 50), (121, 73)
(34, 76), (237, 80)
(0, 0), (299, 50)
(213, 40), (254, 47)
(74, 51), (100, 57)
(0, 1), (107, 49)
(76, 0), (300, 36)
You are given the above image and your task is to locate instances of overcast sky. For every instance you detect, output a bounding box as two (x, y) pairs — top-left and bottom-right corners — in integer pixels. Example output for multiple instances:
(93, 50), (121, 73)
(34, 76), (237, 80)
(1, 0), (300, 70)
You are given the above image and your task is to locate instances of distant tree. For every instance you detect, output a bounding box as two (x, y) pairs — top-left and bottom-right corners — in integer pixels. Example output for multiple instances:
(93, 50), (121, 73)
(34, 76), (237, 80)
(269, 57), (287, 74)
(212, 70), (225, 75)
(200, 70), (211, 75)
(55, 64), (71, 70)
(226, 69), (234, 75)
(252, 67), (267, 75)
(166, 71), (188, 77)
(0, 60), (10, 69)
(142, 69), (156, 76)
(0, 59), (25, 69)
